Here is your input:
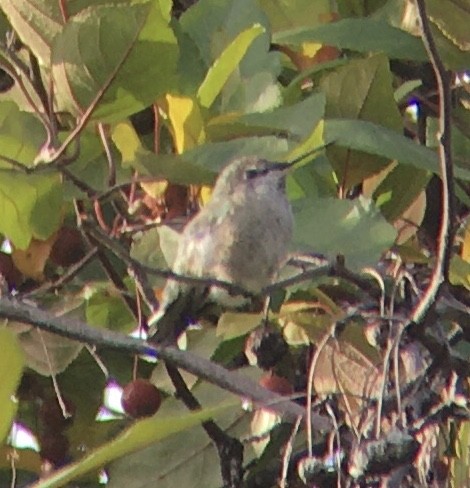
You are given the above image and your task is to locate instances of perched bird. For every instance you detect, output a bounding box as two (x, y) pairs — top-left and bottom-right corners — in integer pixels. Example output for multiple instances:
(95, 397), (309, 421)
(148, 155), (294, 344)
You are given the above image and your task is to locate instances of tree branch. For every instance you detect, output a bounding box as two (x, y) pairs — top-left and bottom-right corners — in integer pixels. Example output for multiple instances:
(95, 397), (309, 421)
(0, 297), (331, 429)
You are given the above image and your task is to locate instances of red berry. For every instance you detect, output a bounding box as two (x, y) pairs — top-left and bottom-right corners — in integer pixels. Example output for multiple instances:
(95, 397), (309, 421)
(121, 379), (161, 418)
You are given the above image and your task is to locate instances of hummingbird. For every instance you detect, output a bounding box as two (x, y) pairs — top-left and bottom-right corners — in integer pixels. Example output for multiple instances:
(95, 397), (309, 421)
(148, 155), (294, 345)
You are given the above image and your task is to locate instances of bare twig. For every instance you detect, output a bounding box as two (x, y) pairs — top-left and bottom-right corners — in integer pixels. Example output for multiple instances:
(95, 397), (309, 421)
(21, 248), (98, 298)
(28, 52), (54, 135)
(306, 331), (334, 456)
(85, 231), (140, 319)
(32, 14), (144, 171)
(280, 416), (302, 488)
(411, 0), (455, 324)
(0, 47), (53, 136)
(60, 167), (97, 198)
(98, 123), (116, 187)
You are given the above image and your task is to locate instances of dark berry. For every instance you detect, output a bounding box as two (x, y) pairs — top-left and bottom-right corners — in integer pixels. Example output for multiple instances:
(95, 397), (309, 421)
(121, 379), (161, 418)
(50, 227), (86, 267)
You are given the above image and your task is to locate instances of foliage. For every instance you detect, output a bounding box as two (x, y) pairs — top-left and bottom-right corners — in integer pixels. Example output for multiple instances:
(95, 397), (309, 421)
(0, 0), (469, 486)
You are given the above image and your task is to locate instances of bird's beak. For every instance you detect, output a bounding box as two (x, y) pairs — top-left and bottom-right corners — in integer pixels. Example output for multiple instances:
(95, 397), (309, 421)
(283, 141), (334, 169)
(269, 161), (294, 172)
(268, 141), (334, 173)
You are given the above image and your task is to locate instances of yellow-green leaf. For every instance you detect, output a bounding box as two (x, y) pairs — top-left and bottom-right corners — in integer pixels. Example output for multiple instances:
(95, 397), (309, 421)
(197, 24), (265, 109)
(0, 328), (24, 441)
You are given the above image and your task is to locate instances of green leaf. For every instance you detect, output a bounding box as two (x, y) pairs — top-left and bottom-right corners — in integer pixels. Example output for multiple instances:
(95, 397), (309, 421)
(394, 79), (422, 103)
(259, 0), (331, 31)
(181, 0), (281, 113)
(324, 119), (470, 181)
(0, 329), (23, 442)
(133, 95), (325, 185)
(0, 171), (63, 249)
(292, 196), (397, 269)
(217, 312), (263, 340)
(0, 0), (132, 65)
(16, 328), (83, 376)
(86, 288), (135, 333)
(449, 256), (470, 290)
(198, 24), (265, 108)
(131, 227), (179, 289)
(131, 136), (293, 184)
(37, 400), (237, 488)
(427, 0), (470, 51)
(320, 54), (402, 187)
(273, 18), (427, 61)
(0, 102), (46, 168)
(107, 383), (250, 488)
(207, 92), (325, 142)
(372, 165), (430, 221)
(51, 2), (178, 122)
(0, 0), (64, 65)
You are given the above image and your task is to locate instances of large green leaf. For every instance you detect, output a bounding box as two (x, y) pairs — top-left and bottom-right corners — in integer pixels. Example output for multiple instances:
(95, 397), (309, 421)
(131, 136), (295, 185)
(130, 95), (325, 184)
(36, 399), (237, 488)
(0, 0), (131, 65)
(259, 0), (331, 31)
(207, 92), (325, 142)
(51, 2), (178, 122)
(197, 24), (265, 108)
(0, 102), (46, 168)
(292, 196), (397, 269)
(324, 119), (470, 181)
(180, 0), (282, 113)
(0, 329), (23, 442)
(427, 0), (470, 51)
(373, 164), (430, 222)
(86, 287), (136, 333)
(0, 171), (63, 249)
(320, 54), (402, 187)
(273, 18), (427, 61)
(107, 383), (249, 488)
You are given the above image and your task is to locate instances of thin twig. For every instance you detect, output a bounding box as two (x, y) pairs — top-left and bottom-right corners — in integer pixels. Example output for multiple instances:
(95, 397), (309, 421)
(98, 123), (116, 187)
(21, 248), (98, 298)
(86, 231), (140, 319)
(32, 14), (146, 171)
(280, 416), (302, 488)
(60, 167), (97, 198)
(411, 0), (455, 324)
(28, 51), (54, 136)
(306, 331), (333, 456)
(0, 47), (53, 136)
(37, 329), (72, 418)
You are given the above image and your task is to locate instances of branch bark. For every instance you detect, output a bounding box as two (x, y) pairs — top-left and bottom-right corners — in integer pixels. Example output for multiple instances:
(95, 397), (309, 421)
(0, 297), (332, 430)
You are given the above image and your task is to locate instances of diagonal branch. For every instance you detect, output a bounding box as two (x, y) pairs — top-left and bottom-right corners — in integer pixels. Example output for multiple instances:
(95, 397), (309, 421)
(0, 296), (332, 429)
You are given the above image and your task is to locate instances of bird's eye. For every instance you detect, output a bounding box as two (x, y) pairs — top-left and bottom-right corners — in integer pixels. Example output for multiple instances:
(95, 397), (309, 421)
(245, 168), (269, 179)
